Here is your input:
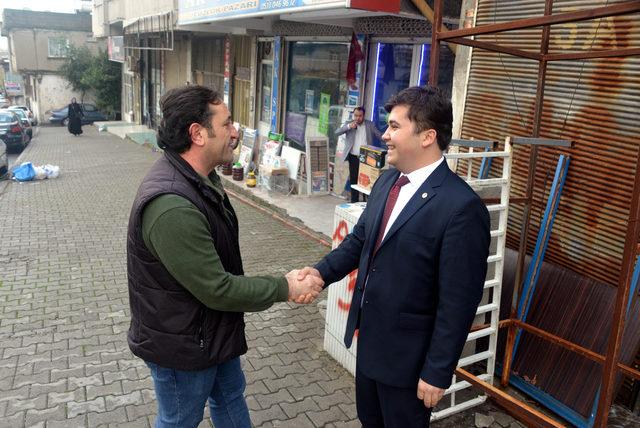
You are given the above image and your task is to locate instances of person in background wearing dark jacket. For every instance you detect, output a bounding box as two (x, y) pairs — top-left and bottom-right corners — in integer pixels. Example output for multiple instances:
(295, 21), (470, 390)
(335, 106), (383, 202)
(297, 86), (490, 427)
(126, 85), (323, 428)
(67, 97), (83, 136)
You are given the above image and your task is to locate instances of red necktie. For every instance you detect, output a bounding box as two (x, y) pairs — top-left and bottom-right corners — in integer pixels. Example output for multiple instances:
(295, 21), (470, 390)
(374, 175), (410, 253)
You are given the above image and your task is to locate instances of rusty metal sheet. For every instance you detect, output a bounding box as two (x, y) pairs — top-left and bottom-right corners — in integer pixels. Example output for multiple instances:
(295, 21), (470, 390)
(498, 249), (640, 418)
(461, 0), (640, 287)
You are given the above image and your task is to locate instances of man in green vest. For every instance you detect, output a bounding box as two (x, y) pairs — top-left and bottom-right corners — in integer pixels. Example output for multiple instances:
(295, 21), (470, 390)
(126, 85), (323, 428)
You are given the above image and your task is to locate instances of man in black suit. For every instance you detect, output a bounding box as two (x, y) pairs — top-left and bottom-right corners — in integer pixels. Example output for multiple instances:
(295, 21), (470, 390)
(298, 86), (490, 427)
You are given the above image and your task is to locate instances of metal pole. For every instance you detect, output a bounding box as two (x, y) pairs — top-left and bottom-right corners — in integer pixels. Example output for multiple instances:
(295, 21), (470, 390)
(594, 149), (640, 426)
(502, 0), (554, 387)
(427, 0), (442, 86)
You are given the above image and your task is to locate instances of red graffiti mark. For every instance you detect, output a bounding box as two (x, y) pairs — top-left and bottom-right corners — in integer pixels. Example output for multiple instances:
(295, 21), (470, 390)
(332, 220), (349, 245)
(337, 269), (358, 312)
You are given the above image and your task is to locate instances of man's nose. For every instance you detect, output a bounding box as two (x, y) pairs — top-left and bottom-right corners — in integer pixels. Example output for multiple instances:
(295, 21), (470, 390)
(382, 129), (390, 140)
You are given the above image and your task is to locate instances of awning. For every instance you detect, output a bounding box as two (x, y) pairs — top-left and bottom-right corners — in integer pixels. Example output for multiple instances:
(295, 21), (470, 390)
(177, 0), (404, 27)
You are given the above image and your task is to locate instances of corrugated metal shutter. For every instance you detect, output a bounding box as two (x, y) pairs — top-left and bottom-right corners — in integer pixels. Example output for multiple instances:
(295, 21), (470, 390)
(460, 0), (640, 287)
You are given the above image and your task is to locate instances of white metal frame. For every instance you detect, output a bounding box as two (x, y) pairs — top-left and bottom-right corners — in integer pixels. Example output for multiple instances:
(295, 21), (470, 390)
(432, 138), (513, 420)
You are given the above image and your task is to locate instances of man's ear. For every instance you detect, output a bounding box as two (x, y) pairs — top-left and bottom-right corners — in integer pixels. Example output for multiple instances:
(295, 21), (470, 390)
(421, 128), (437, 148)
(189, 123), (205, 148)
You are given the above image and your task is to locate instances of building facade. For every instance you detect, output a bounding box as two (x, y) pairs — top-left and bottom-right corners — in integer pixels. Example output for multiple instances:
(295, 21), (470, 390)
(1, 9), (105, 122)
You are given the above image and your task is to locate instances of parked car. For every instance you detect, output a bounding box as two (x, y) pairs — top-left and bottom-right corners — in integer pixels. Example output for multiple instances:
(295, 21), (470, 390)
(0, 111), (29, 152)
(0, 139), (7, 178)
(48, 103), (108, 126)
(3, 108), (32, 140)
(8, 105), (37, 126)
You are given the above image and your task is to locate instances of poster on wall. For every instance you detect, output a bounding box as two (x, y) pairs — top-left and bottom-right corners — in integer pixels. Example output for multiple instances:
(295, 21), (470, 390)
(318, 92), (330, 135)
(305, 90), (315, 114)
(284, 112), (307, 148)
(262, 86), (271, 120)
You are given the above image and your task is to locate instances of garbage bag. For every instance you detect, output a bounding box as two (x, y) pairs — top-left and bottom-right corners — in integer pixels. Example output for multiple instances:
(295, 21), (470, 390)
(34, 166), (47, 180)
(42, 164), (60, 179)
(12, 162), (36, 182)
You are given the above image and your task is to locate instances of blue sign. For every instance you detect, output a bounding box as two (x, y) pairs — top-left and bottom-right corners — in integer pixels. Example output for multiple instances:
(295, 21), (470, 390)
(270, 36), (281, 133)
(179, 0), (338, 25)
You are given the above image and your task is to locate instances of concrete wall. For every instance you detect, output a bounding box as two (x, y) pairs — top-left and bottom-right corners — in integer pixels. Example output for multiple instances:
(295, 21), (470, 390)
(34, 74), (96, 123)
(164, 36), (191, 91)
(125, 0), (176, 22)
(93, 0), (125, 38)
(9, 29), (103, 73)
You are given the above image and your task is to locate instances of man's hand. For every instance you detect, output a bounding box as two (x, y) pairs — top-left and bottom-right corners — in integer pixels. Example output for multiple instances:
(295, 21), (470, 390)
(294, 267), (324, 304)
(417, 379), (445, 409)
(286, 269), (323, 304)
(348, 121), (357, 129)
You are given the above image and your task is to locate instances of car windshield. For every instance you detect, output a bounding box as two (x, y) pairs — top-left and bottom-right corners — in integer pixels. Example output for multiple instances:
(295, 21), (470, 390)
(11, 110), (26, 119)
(0, 113), (15, 123)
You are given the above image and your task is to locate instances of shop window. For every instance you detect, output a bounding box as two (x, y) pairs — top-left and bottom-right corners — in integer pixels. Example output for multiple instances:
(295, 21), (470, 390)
(48, 37), (69, 58)
(285, 41), (349, 158)
(370, 43), (413, 132)
(418, 43), (455, 95)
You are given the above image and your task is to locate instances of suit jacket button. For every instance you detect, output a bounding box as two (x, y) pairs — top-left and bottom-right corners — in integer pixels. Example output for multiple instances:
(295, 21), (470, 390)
(357, 287), (363, 292)
(371, 268), (376, 272)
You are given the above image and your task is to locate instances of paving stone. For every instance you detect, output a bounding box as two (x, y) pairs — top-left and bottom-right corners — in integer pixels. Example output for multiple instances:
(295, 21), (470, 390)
(105, 390), (144, 411)
(250, 404), (287, 427)
(87, 407), (128, 426)
(0, 410), (25, 428)
(24, 405), (65, 426)
(124, 403), (156, 423)
(307, 407), (349, 427)
(272, 413), (315, 428)
(280, 397), (321, 418)
(67, 397), (106, 418)
(255, 389), (295, 410)
(87, 382), (124, 401)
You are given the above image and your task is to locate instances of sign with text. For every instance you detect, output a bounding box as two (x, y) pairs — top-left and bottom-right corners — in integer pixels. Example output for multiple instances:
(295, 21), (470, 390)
(108, 36), (125, 63)
(4, 81), (23, 96)
(179, 0), (344, 25)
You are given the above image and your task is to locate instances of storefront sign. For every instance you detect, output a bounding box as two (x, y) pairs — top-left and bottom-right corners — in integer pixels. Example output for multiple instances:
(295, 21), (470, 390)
(180, 0), (343, 25)
(108, 36), (125, 63)
(270, 37), (281, 132)
(223, 36), (231, 105)
(4, 81), (22, 96)
(318, 92), (330, 135)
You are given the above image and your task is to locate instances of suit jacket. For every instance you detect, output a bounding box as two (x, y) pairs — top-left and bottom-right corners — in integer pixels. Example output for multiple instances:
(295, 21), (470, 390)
(316, 161), (490, 389)
(335, 119), (383, 162)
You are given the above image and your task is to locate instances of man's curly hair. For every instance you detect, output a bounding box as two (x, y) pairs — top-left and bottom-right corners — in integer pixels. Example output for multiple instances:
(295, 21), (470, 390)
(157, 85), (223, 153)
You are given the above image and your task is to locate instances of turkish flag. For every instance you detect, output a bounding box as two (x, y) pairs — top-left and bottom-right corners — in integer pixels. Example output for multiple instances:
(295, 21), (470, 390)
(346, 33), (364, 90)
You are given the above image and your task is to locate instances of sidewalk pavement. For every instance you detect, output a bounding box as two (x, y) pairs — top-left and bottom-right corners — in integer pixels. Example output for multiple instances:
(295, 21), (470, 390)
(0, 124), (527, 427)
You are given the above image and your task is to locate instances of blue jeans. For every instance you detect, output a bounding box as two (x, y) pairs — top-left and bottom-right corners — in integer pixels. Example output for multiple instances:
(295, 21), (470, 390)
(146, 357), (251, 428)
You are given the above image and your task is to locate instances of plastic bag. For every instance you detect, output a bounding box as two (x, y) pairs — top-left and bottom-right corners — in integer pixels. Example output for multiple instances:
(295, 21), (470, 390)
(42, 164), (60, 179)
(12, 162), (36, 182)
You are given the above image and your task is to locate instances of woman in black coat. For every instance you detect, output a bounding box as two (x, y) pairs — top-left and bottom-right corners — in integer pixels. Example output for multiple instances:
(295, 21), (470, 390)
(67, 98), (84, 136)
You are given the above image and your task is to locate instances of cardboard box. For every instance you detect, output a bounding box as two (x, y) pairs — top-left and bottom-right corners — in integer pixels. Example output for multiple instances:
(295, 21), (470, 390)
(357, 163), (383, 192)
(359, 145), (387, 169)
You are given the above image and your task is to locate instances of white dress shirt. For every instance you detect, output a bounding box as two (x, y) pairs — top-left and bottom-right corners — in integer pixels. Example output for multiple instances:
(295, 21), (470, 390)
(350, 124), (367, 155)
(381, 157), (445, 240)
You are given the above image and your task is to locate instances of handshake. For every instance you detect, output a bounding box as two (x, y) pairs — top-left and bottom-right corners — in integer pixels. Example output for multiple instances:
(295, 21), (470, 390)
(286, 267), (324, 304)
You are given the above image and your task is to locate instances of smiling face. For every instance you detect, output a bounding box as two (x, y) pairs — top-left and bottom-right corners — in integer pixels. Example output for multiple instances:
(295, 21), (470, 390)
(204, 102), (238, 167)
(381, 104), (437, 174)
(189, 102), (239, 169)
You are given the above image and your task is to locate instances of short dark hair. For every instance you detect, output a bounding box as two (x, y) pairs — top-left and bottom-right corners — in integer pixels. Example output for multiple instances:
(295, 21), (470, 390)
(157, 85), (223, 153)
(384, 86), (453, 151)
(353, 106), (366, 114)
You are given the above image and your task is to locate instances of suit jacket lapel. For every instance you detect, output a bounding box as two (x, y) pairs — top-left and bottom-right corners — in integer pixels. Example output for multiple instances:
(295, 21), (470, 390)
(379, 161), (449, 250)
